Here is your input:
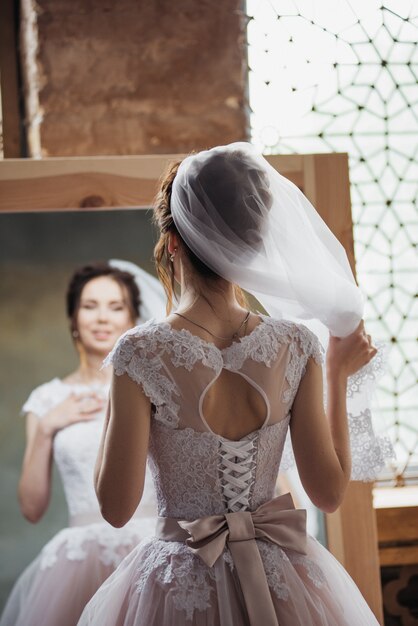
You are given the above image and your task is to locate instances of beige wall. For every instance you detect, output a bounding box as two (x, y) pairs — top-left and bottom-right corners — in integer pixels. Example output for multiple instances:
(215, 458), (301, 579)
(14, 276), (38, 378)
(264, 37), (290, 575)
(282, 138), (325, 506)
(20, 0), (249, 157)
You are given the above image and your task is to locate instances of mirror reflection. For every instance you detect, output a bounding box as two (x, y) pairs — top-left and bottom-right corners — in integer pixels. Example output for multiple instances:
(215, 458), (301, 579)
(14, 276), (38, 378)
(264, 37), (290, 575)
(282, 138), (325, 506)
(0, 209), (159, 609)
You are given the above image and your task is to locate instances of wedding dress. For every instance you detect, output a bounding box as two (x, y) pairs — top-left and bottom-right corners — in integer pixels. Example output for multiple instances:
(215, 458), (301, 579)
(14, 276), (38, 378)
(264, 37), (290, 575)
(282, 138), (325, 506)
(78, 316), (384, 626)
(0, 378), (157, 626)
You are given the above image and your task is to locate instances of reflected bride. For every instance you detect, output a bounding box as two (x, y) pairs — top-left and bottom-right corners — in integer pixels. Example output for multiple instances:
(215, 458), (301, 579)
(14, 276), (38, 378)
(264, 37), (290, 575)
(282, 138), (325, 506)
(0, 261), (164, 626)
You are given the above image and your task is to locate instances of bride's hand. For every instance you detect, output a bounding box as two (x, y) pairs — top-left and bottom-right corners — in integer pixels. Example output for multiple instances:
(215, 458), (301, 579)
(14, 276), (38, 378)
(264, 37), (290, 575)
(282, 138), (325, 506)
(40, 393), (106, 437)
(326, 321), (377, 380)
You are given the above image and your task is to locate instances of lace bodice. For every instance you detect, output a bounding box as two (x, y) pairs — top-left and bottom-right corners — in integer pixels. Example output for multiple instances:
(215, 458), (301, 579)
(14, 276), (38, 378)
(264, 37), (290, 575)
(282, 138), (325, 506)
(107, 316), (323, 520)
(23, 378), (156, 521)
(71, 316), (386, 626)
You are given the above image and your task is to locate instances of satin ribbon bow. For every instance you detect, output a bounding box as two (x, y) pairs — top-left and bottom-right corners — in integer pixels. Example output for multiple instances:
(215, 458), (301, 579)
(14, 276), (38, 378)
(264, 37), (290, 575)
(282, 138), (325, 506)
(179, 493), (307, 626)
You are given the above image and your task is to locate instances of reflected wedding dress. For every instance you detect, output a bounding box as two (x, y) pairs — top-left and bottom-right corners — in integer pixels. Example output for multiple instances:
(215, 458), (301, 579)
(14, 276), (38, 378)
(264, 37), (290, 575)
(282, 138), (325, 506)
(79, 316), (380, 626)
(1, 378), (157, 626)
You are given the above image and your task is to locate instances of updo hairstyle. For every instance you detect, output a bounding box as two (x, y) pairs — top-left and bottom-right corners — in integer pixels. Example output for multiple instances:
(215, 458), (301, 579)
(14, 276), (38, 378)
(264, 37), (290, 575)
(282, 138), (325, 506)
(153, 149), (271, 313)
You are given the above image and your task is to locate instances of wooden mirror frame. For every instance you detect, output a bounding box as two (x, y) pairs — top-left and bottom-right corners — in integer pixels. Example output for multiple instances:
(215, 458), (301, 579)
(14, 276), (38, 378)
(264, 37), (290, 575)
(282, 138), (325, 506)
(0, 152), (384, 624)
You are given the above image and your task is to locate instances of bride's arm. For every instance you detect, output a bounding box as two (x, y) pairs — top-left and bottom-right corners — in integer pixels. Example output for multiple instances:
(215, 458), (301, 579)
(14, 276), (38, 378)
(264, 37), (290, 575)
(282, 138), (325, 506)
(94, 401), (111, 491)
(18, 412), (54, 523)
(19, 393), (104, 522)
(290, 323), (376, 513)
(290, 362), (350, 513)
(95, 372), (151, 528)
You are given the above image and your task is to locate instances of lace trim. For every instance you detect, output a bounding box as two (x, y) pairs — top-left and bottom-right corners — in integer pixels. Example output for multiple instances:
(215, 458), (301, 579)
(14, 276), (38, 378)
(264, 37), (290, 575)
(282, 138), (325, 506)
(281, 409), (395, 481)
(283, 341), (301, 404)
(287, 551), (327, 588)
(105, 317), (324, 430)
(278, 321), (324, 405)
(134, 536), (327, 617)
(148, 424), (224, 519)
(349, 409), (395, 481)
(280, 430), (295, 472)
(295, 323), (325, 367)
(281, 340), (394, 481)
(253, 418), (290, 508)
(105, 317), (325, 377)
(149, 421), (288, 520)
(258, 542), (290, 600)
(53, 422), (102, 517)
(346, 342), (395, 480)
(147, 324), (221, 372)
(224, 540), (326, 602)
(22, 378), (109, 418)
(135, 538), (216, 620)
(347, 341), (389, 399)
(104, 323), (182, 427)
(224, 317), (324, 372)
(39, 521), (149, 570)
(223, 317), (285, 370)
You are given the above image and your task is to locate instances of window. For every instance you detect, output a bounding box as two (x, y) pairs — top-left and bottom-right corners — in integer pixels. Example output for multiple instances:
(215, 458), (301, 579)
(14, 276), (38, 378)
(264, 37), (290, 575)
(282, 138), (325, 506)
(247, 0), (418, 485)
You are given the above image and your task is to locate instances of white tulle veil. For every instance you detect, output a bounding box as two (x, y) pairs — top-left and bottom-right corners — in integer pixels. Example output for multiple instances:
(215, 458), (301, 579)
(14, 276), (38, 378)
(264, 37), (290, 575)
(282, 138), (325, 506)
(170, 142), (394, 480)
(108, 259), (166, 323)
(171, 142), (364, 338)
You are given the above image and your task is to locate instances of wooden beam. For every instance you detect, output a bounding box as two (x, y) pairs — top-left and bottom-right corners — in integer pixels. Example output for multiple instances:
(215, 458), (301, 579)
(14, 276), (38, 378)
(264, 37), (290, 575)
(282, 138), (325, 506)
(0, 155), (306, 212)
(0, 0), (23, 157)
(265, 154), (304, 189)
(379, 546), (418, 567)
(0, 155), (179, 211)
(303, 153), (356, 274)
(376, 506), (418, 543)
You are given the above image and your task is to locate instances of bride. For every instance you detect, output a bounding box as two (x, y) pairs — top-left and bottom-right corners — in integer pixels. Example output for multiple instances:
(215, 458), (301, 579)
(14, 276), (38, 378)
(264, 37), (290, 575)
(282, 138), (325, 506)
(1, 261), (164, 626)
(78, 144), (392, 625)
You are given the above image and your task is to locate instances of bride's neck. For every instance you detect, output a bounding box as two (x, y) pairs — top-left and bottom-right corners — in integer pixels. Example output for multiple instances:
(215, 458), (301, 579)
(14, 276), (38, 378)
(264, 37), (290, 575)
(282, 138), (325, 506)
(177, 278), (244, 321)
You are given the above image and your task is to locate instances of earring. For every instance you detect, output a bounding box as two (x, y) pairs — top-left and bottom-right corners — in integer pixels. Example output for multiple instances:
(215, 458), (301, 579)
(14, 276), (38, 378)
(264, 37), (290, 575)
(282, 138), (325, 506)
(170, 247), (178, 262)
(72, 330), (79, 338)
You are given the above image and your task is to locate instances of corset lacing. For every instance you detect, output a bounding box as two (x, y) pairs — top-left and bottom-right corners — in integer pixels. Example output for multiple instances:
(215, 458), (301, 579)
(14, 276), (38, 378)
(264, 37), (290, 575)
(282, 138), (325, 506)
(218, 437), (257, 512)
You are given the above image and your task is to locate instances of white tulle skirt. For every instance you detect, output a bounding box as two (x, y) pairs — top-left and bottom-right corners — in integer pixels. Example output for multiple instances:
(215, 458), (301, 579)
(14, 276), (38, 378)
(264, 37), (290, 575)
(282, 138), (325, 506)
(0, 517), (155, 626)
(78, 533), (380, 626)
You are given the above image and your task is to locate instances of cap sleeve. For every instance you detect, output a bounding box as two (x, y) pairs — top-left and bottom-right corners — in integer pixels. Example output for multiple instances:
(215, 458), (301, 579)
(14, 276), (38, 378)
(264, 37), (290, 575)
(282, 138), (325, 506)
(296, 324), (325, 368)
(103, 322), (171, 408)
(279, 323), (324, 470)
(22, 379), (65, 418)
(103, 327), (143, 378)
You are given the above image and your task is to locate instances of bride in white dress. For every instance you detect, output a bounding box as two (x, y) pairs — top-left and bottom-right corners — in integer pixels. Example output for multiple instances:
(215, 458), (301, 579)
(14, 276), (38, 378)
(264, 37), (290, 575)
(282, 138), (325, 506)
(0, 261), (163, 626)
(78, 144), (393, 625)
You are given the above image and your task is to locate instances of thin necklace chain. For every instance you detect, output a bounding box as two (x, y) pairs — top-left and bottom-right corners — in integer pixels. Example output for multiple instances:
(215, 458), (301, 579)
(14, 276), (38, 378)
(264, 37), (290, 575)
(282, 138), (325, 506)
(173, 310), (251, 341)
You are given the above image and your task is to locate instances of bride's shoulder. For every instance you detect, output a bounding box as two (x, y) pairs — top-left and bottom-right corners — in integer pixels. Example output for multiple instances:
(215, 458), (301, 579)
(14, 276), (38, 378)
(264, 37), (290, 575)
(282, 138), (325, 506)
(26, 377), (63, 397)
(103, 319), (167, 370)
(22, 378), (65, 416)
(112, 318), (157, 343)
(262, 316), (324, 361)
(262, 315), (308, 336)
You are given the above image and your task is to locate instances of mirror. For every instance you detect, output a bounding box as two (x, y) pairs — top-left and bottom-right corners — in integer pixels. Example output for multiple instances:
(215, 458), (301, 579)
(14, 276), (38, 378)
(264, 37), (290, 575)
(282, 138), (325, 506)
(0, 206), (327, 607)
(1, 150), (338, 608)
(0, 208), (156, 606)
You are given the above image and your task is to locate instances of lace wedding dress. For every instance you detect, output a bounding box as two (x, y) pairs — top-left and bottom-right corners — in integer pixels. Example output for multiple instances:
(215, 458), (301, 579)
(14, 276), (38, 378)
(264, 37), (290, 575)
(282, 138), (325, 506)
(0, 378), (157, 626)
(78, 316), (388, 626)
